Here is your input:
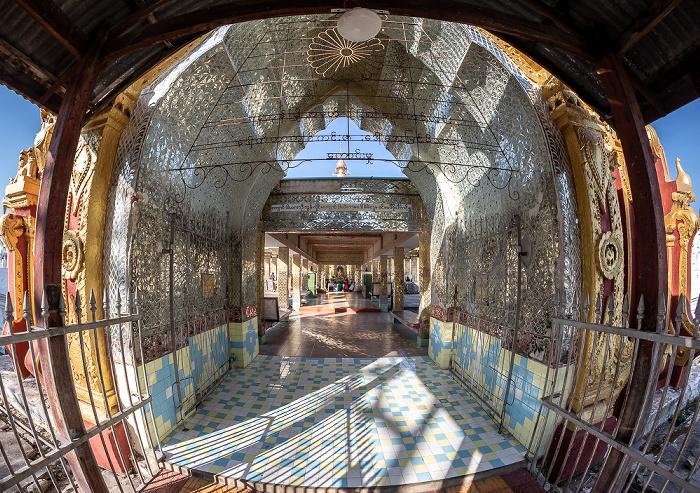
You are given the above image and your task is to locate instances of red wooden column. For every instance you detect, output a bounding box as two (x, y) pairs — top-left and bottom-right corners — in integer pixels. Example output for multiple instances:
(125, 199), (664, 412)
(594, 53), (668, 492)
(32, 37), (108, 492)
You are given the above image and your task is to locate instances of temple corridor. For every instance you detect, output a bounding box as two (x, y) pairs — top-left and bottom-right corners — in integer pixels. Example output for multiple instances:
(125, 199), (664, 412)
(260, 293), (426, 358)
(2, 5), (697, 491)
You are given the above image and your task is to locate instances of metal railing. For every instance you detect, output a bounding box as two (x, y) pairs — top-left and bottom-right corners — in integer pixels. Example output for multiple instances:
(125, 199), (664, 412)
(0, 288), (160, 492)
(529, 292), (700, 493)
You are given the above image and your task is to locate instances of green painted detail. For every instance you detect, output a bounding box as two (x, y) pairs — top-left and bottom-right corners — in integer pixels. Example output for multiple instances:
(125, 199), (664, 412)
(417, 337), (429, 347)
(258, 335), (266, 345)
(380, 303), (389, 312)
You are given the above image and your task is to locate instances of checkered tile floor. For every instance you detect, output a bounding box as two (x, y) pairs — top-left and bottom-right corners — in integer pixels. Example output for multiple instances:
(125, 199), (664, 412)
(162, 356), (526, 487)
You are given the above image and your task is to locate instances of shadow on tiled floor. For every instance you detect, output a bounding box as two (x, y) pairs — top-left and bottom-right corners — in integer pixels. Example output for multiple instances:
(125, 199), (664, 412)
(162, 356), (526, 488)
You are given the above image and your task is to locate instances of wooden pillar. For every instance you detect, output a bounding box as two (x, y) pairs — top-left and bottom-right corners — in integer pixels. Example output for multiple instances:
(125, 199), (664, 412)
(32, 35), (108, 493)
(394, 248), (405, 311)
(291, 254), (301, 311)
(594, 52), (668, 492)
(277, 247), (289, 311)
(417, 231), (431, 344)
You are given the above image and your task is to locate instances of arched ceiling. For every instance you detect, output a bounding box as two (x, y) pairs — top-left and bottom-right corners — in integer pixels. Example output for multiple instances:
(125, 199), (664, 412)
(141, 17), (535, 222)
(1, 0), (699, 127)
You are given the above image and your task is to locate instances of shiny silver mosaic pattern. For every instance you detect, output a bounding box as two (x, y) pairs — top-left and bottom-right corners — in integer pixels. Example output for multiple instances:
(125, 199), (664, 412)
(262, 178), (427, 232)
(102, 15), (580, 370)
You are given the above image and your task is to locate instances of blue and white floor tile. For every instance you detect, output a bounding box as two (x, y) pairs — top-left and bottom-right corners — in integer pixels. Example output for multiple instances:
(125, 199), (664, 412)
(162, 355), (526, 487)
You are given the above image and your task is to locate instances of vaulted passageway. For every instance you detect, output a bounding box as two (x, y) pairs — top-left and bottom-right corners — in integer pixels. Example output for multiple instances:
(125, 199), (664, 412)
(99, 15), (578, 488)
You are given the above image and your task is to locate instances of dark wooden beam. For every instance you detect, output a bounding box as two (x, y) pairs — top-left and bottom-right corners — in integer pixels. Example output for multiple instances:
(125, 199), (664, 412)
(497, 33), (608, 114)
(33, 27), (107, 493)
(615, 0), (683, 54)
(627, 68), (666, 117)
(102, 1), (594, 62)
(0, 63), (62, 113)
(39, 61), (78, 105)
(516, 0), (580, 35)
(594, 51), (667, 492)
(132, 0), (174, 49)
(110, 0), (176, 38)
(0, 35), (57, 87)
(647, 39), (700, 92)
(13, 0), (88, 57)
(86, 34), (201, 120)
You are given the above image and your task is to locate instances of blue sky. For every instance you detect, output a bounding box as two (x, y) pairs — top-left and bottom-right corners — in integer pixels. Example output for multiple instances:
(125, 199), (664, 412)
(0, 84), (698, 189)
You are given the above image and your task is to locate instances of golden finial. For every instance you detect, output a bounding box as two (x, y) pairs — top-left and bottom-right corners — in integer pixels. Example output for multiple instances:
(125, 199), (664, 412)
(676, 158), (693, 193)
(333, 145), (349, 177)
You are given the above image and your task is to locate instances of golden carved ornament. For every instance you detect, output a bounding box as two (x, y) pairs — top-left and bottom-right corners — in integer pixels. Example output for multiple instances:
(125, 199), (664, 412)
(645, 125), (665, 162)
(546, 85), (629, 415)
(62, 230), (84, 280)
(0, 214), (25, 252)
(481, 31), (550, 86)
(597, 231), (623, 280)
(664, 159), (699, 253)
(11, 149), (39, 184)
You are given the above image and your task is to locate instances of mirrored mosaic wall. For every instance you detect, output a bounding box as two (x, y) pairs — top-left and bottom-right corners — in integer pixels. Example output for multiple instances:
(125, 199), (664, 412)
(102, 15), (580, 364)
(261, 178), (428, 232)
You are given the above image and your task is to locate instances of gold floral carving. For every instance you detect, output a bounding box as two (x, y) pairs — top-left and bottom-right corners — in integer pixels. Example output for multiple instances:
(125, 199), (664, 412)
(32, 109), (56, 174)
(1, 214), (26, 321)
(597, 231), (623, 280)
(0, 214), (25, 252)
(62, 231), (84, 280)
(481, 31), (550, 87)
(544, 79), (632, 418)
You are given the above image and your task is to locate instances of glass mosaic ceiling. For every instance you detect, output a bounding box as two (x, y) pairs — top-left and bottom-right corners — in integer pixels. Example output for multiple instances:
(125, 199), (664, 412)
(104, 14), (581, 365)
(165, 15), (523, 201)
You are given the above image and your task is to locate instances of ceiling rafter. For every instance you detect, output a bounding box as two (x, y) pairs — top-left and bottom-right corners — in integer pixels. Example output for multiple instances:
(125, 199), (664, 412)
(0, 67), (63, 114)
(0, 34), (57, 87)
(13, 0), (88, 57)
(615, 0), (683, 54)
(101, 1), (595, 62)
(130, 0), (174, 49)
(110, 0), (176, 38)
(40, 61), (77, 105)
(515, 0), (579, 34)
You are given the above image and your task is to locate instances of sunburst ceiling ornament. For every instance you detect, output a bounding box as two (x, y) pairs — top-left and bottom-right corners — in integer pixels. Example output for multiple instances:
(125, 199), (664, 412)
(308, 28), (384, 78)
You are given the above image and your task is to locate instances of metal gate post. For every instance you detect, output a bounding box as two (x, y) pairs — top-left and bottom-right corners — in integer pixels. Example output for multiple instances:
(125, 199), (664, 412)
(168, 212), (183, 415)
(500, 215), (523, 431)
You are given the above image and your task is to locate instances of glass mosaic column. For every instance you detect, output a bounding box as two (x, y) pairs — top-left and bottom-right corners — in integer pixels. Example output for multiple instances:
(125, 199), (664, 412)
(380, 256), (389, 311)
(277, 247), (289, 311)
(418, 232), (431, 345)
(256, 232), (265, 339)
(393, 248), (405, 311)
(302, 258), (308, 295)
(292, 254), (301, 311)
(264, 251), (270, 280)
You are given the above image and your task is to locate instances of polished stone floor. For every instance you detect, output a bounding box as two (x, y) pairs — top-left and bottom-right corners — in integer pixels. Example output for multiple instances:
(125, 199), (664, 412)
(162, 356), (526, 488)
(260, 293), (426, 358)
